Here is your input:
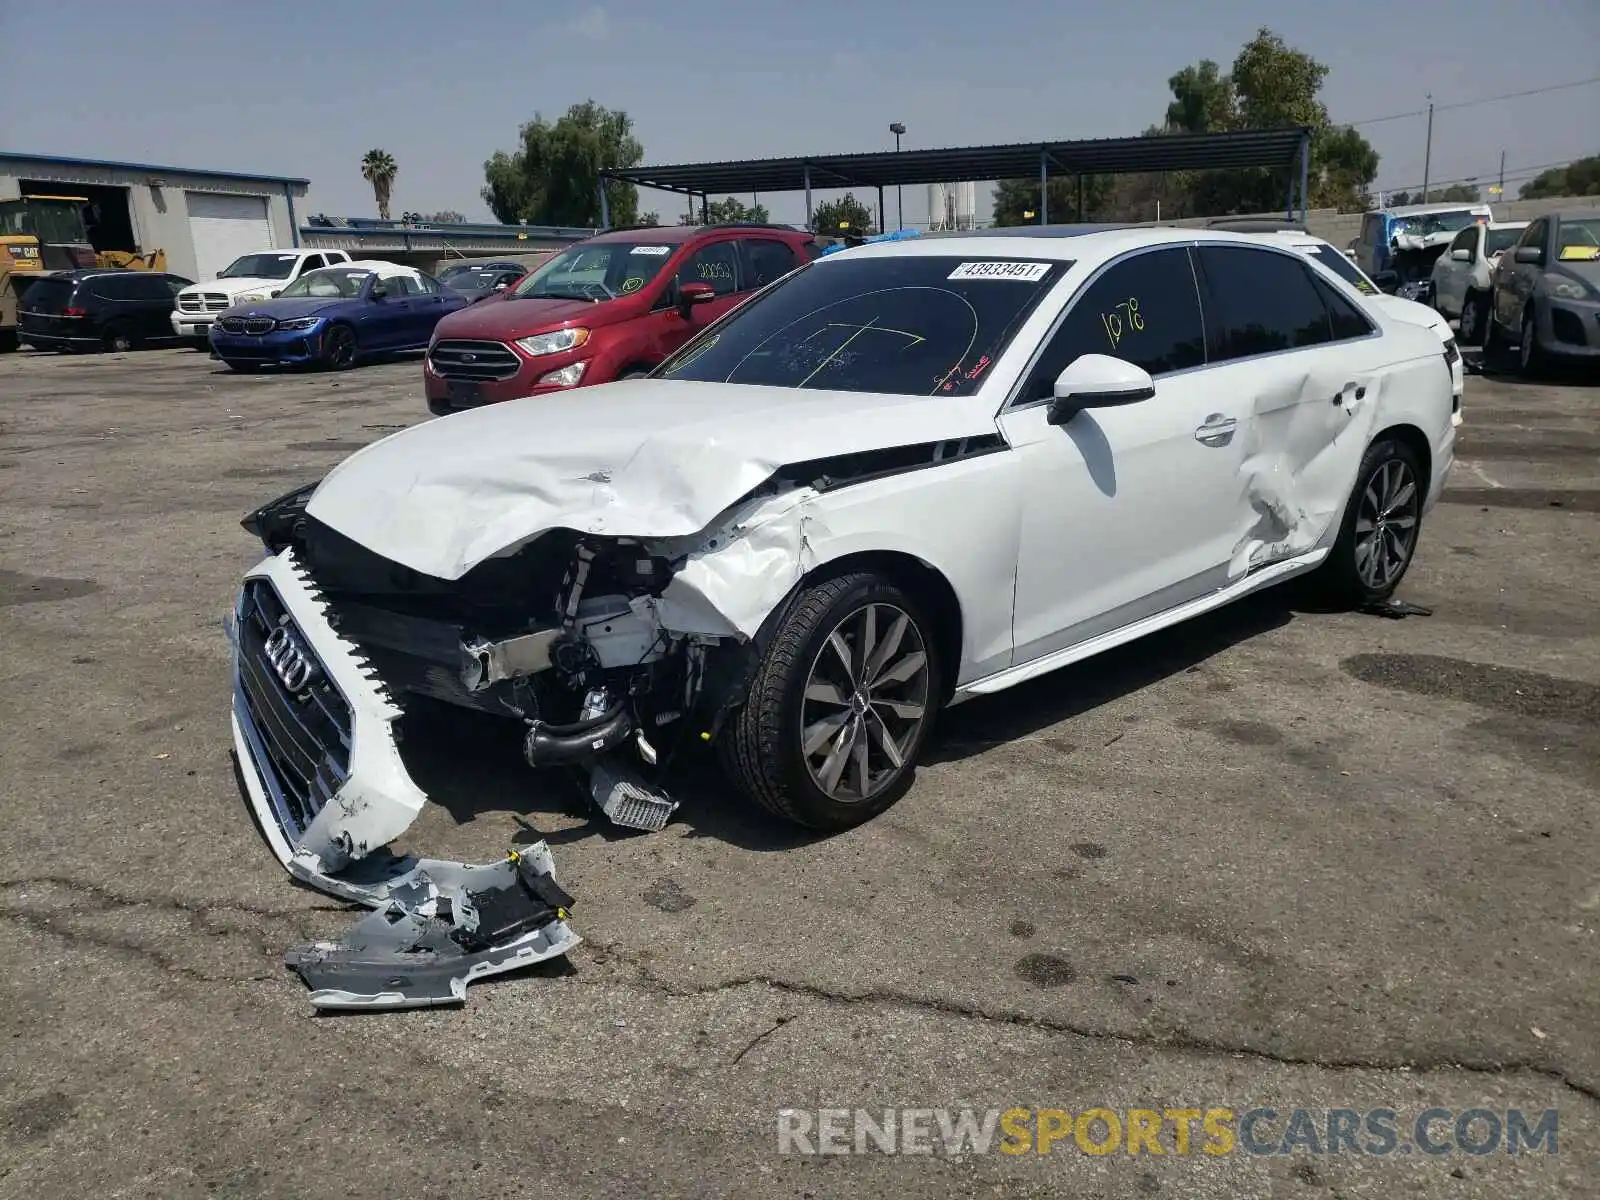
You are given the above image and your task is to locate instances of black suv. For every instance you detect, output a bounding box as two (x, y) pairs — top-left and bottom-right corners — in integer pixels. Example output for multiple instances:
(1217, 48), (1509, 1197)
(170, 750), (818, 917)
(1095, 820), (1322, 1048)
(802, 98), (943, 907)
(18, 269), (194, 352)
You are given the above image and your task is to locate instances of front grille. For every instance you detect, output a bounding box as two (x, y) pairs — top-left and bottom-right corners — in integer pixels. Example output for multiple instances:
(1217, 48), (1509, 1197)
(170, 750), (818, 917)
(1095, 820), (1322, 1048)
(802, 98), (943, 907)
(429, 338), (521, 381)
(178, 295), (204, 313)
(218, 316), (246, 333)
(235, 580), (352, 842)
(243, 317), (275, 335)
(203, 293), (230, 310)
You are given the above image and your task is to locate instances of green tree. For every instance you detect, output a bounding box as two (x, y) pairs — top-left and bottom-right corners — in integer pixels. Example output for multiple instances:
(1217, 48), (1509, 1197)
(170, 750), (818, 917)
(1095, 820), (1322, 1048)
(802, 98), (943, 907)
(1519, 155), (1600, 199)
(1162, 28), (1380, 215)
(361, 149), (397, 221)
(481, 101), (644, 227)
(637, 211), (661, 226)
(811, 193), (875, 235)
(992, 176), (1112, 226)
(680, 196), (771, 225)
(426, 210), (467, 223)
(1388, 190), (1414, 205)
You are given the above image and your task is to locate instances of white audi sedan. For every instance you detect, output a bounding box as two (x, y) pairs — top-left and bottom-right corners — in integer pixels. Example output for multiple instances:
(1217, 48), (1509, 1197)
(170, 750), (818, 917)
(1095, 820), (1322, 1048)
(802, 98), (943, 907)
(230, 227), (1456, 899)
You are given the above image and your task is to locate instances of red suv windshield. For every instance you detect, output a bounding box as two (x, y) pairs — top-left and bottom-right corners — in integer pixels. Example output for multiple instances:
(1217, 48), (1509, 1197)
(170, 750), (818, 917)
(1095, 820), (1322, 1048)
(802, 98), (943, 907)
(511, 242), (676, 303)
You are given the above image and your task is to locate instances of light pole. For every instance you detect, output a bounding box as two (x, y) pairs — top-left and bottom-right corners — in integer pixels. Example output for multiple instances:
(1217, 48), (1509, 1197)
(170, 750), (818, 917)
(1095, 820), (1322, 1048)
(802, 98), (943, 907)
(1421, 93), (1434, 203)
(889, 122), (906, 231)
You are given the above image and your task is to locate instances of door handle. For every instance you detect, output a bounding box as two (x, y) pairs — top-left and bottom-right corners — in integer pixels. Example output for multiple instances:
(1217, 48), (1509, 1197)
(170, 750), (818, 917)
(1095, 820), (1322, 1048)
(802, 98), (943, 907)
(1193, 415), (1237, 445)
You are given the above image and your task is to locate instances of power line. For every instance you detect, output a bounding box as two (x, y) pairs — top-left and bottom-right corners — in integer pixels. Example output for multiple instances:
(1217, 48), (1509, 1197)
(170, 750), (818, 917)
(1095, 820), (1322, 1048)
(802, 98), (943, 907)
(1345, 76), (1600, 128)
(1378, 157), (1579, 196)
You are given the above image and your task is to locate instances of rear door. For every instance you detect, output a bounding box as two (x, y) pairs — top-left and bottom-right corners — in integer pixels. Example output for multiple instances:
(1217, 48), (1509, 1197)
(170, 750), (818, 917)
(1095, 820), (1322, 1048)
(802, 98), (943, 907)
(1494, 219), (1545, 333)
(128, 272), (185, 340)
(408, 272), (453, 344)
(1194, 243), (1392, 569)
(1434, 227), (1478, 316)
(672, 239), (744, 337)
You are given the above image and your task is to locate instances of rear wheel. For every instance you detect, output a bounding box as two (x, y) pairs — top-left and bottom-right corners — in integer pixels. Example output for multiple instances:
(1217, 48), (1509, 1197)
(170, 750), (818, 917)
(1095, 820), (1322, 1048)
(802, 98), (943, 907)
(1310, 438), (1424, 607)
(0, 329), (17, 353)
(719, 573), (941, 831)
(102, 324), (135, 353)
(321, 323), (358, 370)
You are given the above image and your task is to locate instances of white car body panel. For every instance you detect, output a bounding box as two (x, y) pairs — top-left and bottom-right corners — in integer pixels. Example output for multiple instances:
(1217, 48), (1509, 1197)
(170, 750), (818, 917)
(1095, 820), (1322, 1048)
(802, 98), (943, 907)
(236, 227), (1457, 895)
(1430, 221), (1526, 318)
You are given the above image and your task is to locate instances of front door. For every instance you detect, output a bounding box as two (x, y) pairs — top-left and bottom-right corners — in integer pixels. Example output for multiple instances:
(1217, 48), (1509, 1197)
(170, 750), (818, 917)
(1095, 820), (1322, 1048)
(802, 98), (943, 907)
(999, 246), (1247, 664)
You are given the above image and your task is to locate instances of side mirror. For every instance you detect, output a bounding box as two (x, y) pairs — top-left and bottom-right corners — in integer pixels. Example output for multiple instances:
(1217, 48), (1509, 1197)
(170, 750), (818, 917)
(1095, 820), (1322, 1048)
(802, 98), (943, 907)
(1046, 354), (1155, 426)
(1372, 270), (1400, 294)
(1513, 245), (1543, 265)
(677, 281), (716, 315)
(1450, 248), (1472, 262)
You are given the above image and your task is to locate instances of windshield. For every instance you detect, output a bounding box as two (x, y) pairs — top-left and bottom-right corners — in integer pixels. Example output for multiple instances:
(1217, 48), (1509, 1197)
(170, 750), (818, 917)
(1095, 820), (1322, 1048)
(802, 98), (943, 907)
(1305, 245), (1380, 296)
(277, 267), (372, 299)
(0, 198), (89, 244)
(446, 271), (513, 294)
(1395, 210), (1481, 238)
(219, 253), (300, 280)
(512, 242), (675, 301)
(1484, 228), (1521, 258)
(1556, 219), (1600, 260)
(656, 255), (1067, 396)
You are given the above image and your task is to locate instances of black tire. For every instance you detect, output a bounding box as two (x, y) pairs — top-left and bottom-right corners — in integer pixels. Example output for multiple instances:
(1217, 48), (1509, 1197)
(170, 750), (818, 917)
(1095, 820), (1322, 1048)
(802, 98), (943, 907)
(1458, 289), (1488, 347)
(0, 329), (17, 353)
(223, 359), (261, 374)
(719, 572), (942, 831)
(321, 323), (358, 371)
(1309, 437), (1425, 607)
(1481, 292), (1511, 370)
(1518, 306), (1546, 377)
(103, 324), (136, 353)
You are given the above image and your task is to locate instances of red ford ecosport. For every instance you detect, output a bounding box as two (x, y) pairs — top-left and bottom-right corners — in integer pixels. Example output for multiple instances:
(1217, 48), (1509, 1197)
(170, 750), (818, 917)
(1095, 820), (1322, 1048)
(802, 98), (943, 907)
(424, 223), (820, 413)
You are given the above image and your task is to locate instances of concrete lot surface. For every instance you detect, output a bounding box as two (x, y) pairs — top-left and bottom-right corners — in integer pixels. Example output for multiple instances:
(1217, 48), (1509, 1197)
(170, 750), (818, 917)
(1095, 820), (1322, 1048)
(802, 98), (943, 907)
(1, 346), (1596, 1199)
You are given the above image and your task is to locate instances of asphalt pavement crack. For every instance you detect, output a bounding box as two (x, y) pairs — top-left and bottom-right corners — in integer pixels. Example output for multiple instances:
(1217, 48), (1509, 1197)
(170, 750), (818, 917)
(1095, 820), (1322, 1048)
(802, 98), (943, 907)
(582, 940), (1600, 1107)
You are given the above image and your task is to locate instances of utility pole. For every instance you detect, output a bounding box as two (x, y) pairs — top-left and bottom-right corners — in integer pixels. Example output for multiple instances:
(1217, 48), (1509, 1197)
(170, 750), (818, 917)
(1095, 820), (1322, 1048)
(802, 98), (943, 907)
(1498, 149), (1506, 201)
(889, 122), (906, 231)
(1421, 94), (1434, 203)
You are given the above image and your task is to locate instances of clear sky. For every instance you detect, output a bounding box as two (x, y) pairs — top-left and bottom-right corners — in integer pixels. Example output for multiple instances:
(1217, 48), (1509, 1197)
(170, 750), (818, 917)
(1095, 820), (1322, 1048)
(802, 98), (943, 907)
(2, 0), (1595, 228)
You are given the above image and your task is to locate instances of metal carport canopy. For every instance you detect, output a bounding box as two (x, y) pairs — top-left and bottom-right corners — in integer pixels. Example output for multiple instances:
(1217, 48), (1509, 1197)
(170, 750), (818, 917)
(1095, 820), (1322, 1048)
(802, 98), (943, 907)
(602, 126), (1313, 220)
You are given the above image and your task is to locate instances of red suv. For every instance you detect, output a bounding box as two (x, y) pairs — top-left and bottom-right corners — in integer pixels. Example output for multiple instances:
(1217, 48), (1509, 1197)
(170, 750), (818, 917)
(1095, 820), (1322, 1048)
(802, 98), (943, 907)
(424, 223), (820, 413)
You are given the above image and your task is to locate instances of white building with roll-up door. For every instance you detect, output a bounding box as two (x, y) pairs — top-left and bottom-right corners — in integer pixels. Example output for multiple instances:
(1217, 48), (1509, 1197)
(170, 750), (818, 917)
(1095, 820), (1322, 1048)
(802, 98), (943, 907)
(0, 150), (308, 282)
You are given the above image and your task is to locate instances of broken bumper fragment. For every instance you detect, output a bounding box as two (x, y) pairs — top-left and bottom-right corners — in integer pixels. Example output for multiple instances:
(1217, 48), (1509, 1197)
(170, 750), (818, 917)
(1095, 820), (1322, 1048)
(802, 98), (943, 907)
(285, 844), (580, 1010)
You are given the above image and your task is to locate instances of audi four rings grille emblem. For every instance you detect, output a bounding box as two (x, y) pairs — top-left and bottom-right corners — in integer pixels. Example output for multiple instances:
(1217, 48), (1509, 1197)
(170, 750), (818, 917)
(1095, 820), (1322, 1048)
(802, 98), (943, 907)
(264, 625), (321, 694)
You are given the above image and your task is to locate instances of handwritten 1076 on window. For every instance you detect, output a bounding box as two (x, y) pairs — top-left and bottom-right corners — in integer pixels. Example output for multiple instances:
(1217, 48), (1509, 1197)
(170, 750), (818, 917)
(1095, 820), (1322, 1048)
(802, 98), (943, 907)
(1100, 298), (1144, 349)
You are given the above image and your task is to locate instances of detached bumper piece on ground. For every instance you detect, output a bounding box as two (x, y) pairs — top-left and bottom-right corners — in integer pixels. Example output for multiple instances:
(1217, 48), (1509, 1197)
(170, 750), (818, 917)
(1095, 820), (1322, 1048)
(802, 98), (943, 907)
(284, 844), (580, 1011)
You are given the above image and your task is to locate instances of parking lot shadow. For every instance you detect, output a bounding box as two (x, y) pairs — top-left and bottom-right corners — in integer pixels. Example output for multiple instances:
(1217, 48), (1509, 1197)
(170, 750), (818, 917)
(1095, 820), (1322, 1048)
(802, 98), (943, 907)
(928, 591), (1296, 764)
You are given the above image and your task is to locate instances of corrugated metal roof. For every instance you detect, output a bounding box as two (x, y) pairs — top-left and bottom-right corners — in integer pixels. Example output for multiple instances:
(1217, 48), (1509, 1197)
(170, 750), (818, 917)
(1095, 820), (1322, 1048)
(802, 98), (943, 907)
(0, 150), (310, 187)
(604, 128), (1312, 195)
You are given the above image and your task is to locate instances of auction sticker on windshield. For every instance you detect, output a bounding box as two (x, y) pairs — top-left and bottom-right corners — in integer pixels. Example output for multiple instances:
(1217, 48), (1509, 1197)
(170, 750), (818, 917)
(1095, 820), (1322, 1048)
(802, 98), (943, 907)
(630, 246), (671, 255)
(948, 261), (1053, 282)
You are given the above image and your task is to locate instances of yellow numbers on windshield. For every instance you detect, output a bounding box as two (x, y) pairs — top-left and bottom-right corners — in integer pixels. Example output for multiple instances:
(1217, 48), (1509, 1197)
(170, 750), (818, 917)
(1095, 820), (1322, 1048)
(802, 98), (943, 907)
(1100, 297), (1145, 350)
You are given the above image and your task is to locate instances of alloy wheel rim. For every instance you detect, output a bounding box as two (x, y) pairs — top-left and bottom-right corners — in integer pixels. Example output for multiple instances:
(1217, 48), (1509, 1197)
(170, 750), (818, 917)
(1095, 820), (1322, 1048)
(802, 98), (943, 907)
(1354, 458), (1419, 590)
(1461, 301), (1478, 342)
(800, 602), (930, 803)
(331, 330), (353, 366)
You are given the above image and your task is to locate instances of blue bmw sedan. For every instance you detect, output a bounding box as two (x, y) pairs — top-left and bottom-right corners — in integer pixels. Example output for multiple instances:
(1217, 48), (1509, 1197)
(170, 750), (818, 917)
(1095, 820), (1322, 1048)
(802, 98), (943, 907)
(209, 260), (467, 372)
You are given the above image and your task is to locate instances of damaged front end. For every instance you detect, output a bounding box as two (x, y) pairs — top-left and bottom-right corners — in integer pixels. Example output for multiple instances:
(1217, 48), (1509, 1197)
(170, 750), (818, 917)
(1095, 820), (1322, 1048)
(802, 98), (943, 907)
(226, 472), (815, 905)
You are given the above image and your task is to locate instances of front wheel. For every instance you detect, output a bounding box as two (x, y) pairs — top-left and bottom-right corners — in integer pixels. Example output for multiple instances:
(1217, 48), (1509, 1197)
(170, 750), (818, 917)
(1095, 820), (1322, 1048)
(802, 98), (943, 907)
(719, 573), (942, 831)
(1310, 438), (1425, 607)
(1518, 307), (1546, 377)
(320, 323), (358, 371)
(1458, 290), (1488, 346)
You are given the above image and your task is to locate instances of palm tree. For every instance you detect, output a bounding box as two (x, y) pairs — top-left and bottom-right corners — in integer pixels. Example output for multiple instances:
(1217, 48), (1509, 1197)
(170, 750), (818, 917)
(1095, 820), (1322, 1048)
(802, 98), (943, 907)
(361, 149), (398, 221)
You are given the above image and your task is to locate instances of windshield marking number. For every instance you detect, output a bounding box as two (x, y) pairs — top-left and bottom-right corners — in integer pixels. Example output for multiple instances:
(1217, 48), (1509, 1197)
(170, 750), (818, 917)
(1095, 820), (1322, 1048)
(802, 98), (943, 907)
(1100, 298), (1144, 349)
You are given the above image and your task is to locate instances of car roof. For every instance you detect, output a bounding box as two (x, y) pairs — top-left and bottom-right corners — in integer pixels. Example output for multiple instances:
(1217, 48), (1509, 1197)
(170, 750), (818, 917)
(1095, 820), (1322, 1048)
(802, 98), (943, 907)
(832, 225), (1339, 263)
(584, 223), (810, 246)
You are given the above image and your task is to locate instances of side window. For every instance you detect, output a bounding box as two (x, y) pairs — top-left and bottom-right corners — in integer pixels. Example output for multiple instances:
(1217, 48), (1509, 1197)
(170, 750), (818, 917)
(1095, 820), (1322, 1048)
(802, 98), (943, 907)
(129, 274), (174, 301)
(676, 241), (740, 296)
(89, 275), (134, 301)
(162, 275), (190, 296)
(1197, 245), (1333, 362)
(385, 274), (422, 296)
(1309, 275), (1376, 341)
(414, 272), (441, 294)
(299, 254), (325, 273)
(1022, 247), (1206, 398)
(1360, 214), (1381, 248)
(1518, 220), (1545, 250)
(740, 239), (799, 290)
(1448, 228), (1477, 254)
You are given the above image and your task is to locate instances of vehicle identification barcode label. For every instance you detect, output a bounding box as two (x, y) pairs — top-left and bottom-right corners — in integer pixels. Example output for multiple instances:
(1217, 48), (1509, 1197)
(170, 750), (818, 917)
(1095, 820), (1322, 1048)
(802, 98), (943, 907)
(948, 261), (1051, 282)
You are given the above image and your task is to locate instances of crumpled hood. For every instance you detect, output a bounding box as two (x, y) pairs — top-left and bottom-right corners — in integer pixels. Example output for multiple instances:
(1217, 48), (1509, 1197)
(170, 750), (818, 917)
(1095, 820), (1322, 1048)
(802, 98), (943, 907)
(305, 379), (998, 580)
(434, 294), (611, 340)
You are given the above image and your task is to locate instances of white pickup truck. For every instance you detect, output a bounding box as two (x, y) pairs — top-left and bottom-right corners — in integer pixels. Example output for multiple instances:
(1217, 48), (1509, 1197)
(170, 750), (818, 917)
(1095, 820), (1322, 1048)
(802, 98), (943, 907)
(170, 249), (352, 339)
